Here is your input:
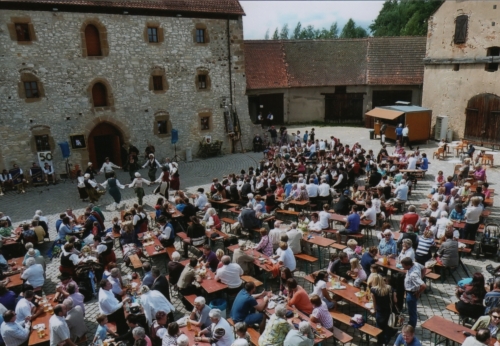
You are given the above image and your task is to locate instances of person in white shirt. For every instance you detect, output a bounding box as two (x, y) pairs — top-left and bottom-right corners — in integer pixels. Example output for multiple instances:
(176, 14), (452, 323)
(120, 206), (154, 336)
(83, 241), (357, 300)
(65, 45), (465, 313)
(128, 173), (151, 205)
(98, 279), (131, 335)
(307, 142), (317, 159)
(193, 188), (208, 211)
(15, 290), (42, 326)
(286, 223), (303, 254)
(99, 157), (121, 179)
(318, 204), (332, 230)
(307, 213), (322, 234)
(1, 309), (31, 346)
(139, 285), (175, 325)
(306, 179), (319, 200)
(21, 258), (44, 289)
(275, 242), (296, 271)
(318, 179), (332, 204)
(107, 268), (125, 298)
(215, 256), (243, 291)
(407, 154), (418, 170)
(269, 221), (286, 250)
(361, 200), (377, 227)
(435, 211), (450, 238)
(195, 308), (235, 346)
(50, 304), (76, 346)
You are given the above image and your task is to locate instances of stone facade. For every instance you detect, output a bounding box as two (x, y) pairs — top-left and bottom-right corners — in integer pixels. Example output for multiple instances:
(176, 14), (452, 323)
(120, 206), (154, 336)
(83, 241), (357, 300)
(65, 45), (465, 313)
(0, 7), (253, 174)
(422, 0), (500, 140)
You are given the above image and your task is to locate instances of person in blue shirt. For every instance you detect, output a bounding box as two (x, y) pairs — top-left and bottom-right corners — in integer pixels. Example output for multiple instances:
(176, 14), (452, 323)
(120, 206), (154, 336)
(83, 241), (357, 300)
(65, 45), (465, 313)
(231, 282), (270, 333)
(394, 325), (422, 346)
(395, 123), (404, 143)
(336, 205), (361, 244)
(360, 246), (378, 276)
(284, 179), (293, 198)
(419, 153), (429, 170)
(142, 262), (154, 288)
(93, 314), (118, 343)
(378, 230), (397, 257)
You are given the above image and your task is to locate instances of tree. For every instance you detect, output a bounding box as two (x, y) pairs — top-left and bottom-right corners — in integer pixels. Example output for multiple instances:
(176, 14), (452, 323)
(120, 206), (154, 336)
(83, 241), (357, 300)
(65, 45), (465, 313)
(329, 22), (339, 38)
(264, 29), (270, 40)
(279, 24), (289, 39)
(340, 18), (368, 38)
(272, 28), (279, 40)
(370, 0), (444, 36)
(292, 22), (302, 39)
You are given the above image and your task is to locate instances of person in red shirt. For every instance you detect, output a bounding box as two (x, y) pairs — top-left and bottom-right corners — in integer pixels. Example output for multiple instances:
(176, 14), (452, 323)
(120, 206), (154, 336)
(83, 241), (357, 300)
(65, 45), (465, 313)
(352, 160), (361, 177)
(286, 278), (313, 315)
(399, 205), (420, 232)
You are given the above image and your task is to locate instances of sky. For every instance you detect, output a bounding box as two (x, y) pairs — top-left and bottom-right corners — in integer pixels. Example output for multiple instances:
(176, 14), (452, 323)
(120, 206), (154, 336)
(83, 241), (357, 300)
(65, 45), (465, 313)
(240, 1), (385, 39)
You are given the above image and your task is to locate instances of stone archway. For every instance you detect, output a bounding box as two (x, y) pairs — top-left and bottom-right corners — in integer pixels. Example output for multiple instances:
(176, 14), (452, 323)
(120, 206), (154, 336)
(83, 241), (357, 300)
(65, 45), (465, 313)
(87, 120), (128, 168)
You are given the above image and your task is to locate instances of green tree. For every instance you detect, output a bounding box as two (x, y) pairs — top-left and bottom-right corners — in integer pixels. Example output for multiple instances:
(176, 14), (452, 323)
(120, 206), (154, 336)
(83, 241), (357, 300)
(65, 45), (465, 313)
(279, 23), (289, 39)
(370, 0), (444, 36)
(340, 18), (368, 38)
(272, 27), (279, 40)
(329, 22), (339, 38)
(292, 22), (302, 39)
(264, 29), (270, 40)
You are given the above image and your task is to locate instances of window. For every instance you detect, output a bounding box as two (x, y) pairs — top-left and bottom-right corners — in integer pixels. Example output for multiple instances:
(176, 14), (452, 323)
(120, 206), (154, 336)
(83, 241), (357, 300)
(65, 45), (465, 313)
(201, 116), (210, 130)
(148, 27), (158, 43)
(454, 15), (468, 44)
(35, 135), (50, 151)
(153, 76), (163, 91)
(486, 47), (500, 72)
(92, 82), (107, 107)
(453, 64), (460, 71)
(198, 75), (207, 89)
(154, 111), (171, 137)
(157, 120), (168, 134)
(15, 23), (30, 41)
(24, 81), (39, 98)
(85, 24), (102, 56)
(196, 29), (205, 43)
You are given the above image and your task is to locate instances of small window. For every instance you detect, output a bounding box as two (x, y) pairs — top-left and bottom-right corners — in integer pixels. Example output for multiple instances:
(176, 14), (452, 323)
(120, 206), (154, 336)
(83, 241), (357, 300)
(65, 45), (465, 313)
(198, 75), (207, 89)
(35, 135), (51, 151)
(85, 24), (102, 57)
(24, 81), (39, 98)
(148, 27), (158, 43)
(201, 116), (210, 130)
(196, 29), (205, 43)
(454, 15), (468, 44)
(453, 64), (460, 71)
(92, 82), (107, 107)
(153, 76), (163, 91)
(15, 23), (30, 41)
(157, 120), (168, 134)
(486, 47), (500, 72)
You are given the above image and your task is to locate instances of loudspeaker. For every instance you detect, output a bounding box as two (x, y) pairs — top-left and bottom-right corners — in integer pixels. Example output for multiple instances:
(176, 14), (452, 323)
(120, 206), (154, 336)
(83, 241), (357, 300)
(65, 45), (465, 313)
(171, 129), (178, 144)
(58, 141), (71, 158)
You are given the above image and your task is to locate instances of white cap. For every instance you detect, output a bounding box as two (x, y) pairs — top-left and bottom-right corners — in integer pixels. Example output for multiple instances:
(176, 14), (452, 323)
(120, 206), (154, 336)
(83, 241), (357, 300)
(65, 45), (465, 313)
(96, 244), (107, 254)
(88, 162), (92, 166)
(84, 173), (90, 178)
(135, 172), (141, 178)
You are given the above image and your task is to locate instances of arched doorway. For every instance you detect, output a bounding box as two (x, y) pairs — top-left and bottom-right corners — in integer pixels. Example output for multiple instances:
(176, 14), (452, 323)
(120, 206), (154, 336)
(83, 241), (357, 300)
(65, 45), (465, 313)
(88, 122), (123, 168)
(465, 93), (500, 144)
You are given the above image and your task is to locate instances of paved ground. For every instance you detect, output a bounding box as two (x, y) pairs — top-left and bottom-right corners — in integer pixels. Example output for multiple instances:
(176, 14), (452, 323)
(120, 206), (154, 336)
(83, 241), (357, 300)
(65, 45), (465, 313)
(3, 125), (499, 345)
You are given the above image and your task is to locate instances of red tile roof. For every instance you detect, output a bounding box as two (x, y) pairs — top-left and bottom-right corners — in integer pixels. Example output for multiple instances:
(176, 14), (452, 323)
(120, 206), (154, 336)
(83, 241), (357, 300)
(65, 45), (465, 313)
(244, 37), (426, 90)
(0, 0), (245, 15)
(244, 40), (289, 90)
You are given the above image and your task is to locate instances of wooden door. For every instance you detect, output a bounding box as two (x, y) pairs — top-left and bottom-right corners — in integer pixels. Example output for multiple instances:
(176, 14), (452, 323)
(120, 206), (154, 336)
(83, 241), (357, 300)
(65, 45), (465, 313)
(85, 24), (102, 56)
(324, 93), (364, 123)
(464, 93), (500, 143)
(88, 122), (123, 167)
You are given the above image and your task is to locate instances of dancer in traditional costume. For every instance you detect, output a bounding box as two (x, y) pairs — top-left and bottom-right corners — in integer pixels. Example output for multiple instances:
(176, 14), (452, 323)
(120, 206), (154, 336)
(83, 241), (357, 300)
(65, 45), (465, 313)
(9, 164), (26, 193)
(43, 162), (55, 184)
(126, 154), (140, 181)
(85, 162), (98, 180)
(154, 166), (170, 197)
(83, 173), (103, 204)
(76, 170), (88, 201)
(128, 172), (151, 205)
(100, 171), (126, 209)
(142, 154), (161, 181)
(99, 157), (121, 179)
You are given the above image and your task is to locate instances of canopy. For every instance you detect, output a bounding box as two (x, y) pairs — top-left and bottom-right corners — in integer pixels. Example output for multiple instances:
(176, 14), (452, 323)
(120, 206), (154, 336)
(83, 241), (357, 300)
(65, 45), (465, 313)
(365, 108), (404, 120)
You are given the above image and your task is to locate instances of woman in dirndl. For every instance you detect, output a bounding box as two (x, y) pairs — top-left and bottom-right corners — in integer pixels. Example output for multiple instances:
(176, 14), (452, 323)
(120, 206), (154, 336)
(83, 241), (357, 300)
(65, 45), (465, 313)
(128, 172), (151, 205)
(127, 154), (140, 181)
(142, 154), (161, 182)
(76, 170), (88, 201)
(100, 171), (126, 209)
(154, 166), (170, 197)
(83, 173), (103, 203)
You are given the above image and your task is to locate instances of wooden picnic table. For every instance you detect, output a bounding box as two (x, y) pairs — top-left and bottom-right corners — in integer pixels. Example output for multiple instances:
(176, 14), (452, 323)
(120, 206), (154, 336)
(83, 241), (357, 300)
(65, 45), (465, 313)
(28, 294), (57, 346)
(179, 259), (228, 295)
(302, 235), (335, 265)
(329, 212), (371, 226)
(6, 256), (25, 289)
(208, 198), (231, 213)
(138, 232), (168, 258)
(3, 227), (22, 246)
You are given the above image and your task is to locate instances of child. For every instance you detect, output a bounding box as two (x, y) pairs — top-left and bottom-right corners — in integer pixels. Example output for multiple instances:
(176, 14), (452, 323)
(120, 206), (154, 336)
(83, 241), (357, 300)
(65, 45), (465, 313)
(234, 322), (251, 344)
(366, 264), (381, 288)
(93, 314), (118, 344)
(92, 221), (99, 236)
(327, 253), (339, 274)
(348, 258), (367, 288)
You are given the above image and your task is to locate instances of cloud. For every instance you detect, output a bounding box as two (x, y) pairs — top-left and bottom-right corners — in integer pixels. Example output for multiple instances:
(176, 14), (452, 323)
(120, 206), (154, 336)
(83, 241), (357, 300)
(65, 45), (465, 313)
(240, 1), (385, 39)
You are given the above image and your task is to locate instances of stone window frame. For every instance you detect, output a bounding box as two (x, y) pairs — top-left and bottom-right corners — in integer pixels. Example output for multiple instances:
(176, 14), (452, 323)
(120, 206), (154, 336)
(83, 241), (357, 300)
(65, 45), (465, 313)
(29, 125), (55, 155)
(192, 23), (210, 45)
(149, 66), (168, 94)
(144, 21), (164, 44)
(7, 17), (37, 45)
(80, 19), (109, 59)
(153, 111), (172, 137)
(195, 69), (211, 92)
(454, 14), (468, 45)
(198, 111), (213, 132)
(485, 46), (500, 72)
(17, 70), (45, 103)
(87, 78), (115, 112)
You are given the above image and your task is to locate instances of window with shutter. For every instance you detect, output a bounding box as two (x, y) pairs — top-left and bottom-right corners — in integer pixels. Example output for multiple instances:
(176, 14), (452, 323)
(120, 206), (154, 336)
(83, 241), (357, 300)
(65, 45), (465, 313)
(92, 83), (107, 107)
(24, 81), (39, 98)
(153, 76), (163, 91)
(85, 24), (102, 56)
(485, 47), (500, 72)
(454, 15), (468, 44)
(15, 23), (30, 41)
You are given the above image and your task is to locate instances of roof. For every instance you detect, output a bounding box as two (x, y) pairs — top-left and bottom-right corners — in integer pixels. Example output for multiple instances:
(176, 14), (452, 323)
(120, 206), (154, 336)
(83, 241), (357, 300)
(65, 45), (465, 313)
(381, 105), (431, 112)
(244, 41), (288, 90)
(365, 108), (403, 120)
(244, 36), (426, 90)
(367, 36), (426, 85)
(0, 0), (245, 15)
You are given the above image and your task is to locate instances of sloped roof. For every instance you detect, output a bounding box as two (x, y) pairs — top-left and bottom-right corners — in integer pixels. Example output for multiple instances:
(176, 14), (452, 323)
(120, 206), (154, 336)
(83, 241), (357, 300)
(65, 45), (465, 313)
(244, 36), (426, 90)
(0, 0), (245, 15)
(367, 36), (426, 85)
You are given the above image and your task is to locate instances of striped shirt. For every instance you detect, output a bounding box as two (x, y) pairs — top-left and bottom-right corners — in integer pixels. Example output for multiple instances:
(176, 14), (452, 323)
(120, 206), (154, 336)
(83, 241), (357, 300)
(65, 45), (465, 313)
(1, 321), (30, 346)
(416, 236), (435, 257)
(404, 263), (424, 292)
(312, 301), (333, 330)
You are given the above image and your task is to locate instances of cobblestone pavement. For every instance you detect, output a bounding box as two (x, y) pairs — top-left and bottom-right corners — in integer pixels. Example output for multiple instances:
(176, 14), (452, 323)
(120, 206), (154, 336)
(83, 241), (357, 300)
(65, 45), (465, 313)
(2, 125), (499, 345)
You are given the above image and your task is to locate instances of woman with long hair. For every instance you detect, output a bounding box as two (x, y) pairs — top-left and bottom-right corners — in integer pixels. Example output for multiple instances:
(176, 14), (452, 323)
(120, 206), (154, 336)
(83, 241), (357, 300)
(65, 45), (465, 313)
(279, 267), (294, 296)
(456, 272), (486, 320)
(371, 274), (398, 346)
(312, 271), (336, 309)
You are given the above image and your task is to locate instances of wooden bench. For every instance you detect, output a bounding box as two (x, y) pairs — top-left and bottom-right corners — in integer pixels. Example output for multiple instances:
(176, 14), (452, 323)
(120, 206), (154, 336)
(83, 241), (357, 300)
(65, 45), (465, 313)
(184, 294), (197, 308)
(242, 275), (263, 287)
(294, 253), (318, 274)
(346, 233), (364, 243)
(333, 326), (354, 344)
(128, 254), (143, 270)
(276, 209), (300, 222)
(425, 272), (441, 292)
(330, 311), (382, 344)
(227, 318), (261, 346)
(330, 243), (347, 251)
(446, 302), (459, 314)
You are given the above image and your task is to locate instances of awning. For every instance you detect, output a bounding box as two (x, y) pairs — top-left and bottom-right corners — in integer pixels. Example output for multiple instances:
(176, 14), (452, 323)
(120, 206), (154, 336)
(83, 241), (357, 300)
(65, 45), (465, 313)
(365, 108), (404, 120)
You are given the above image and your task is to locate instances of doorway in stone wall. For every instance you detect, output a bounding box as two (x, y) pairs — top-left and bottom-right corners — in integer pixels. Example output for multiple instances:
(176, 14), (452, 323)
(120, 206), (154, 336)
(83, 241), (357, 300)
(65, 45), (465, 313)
(88, 122), (123, 168)
(464, 93), (500, 144)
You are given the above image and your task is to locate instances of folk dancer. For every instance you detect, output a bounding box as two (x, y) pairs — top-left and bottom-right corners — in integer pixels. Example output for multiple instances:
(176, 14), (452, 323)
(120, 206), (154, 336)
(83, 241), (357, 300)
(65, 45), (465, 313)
(100, 172), (126, 209)
(126, 154), (140, 181)
(128, 172), (151, 206)
(29, 163), (45, 186)
(99, 157), (121, 179)
(9, 164), (26, 193)
(85, 162), (98, 180)
(43, 162), (56, 184)
(154, 166), (170, 197)
(83, 173), (102, 204)
(142, 154), (161, 182)
(76, 170), (88, 201)
(0, 169), (13, 195)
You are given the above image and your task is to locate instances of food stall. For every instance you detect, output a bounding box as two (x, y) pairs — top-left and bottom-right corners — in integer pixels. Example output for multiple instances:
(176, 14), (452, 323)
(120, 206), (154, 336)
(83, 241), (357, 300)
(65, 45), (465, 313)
(366, 105), (432, 143)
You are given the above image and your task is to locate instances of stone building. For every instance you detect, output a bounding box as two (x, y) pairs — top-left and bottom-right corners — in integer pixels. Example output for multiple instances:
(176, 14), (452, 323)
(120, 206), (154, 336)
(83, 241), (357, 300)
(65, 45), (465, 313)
(423, 0), (500, 143)
(244, 37), (426, 125)
(0, 0), (253, 176)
